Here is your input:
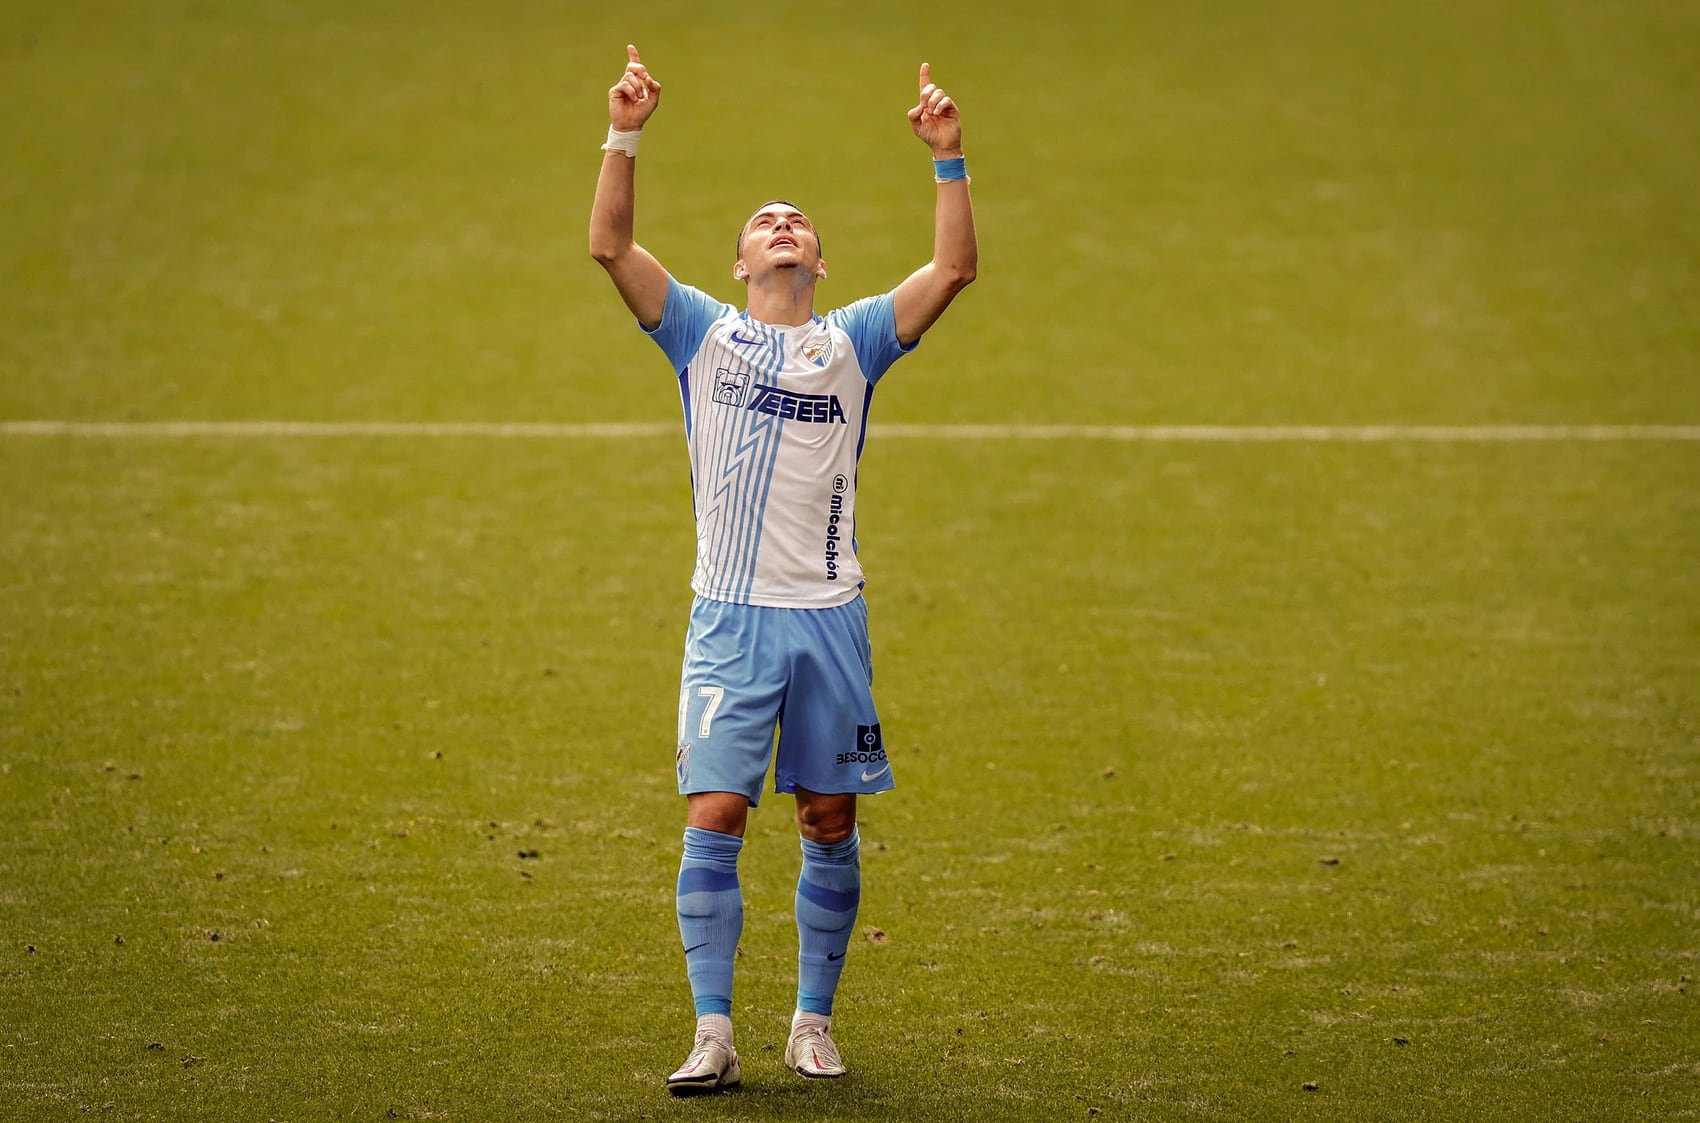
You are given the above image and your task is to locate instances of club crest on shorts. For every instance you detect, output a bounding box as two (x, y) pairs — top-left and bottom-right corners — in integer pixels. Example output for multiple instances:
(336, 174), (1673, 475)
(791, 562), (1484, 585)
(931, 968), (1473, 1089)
(836, 723), (887, 769)
(676, 741), (692, 783)
(713, 367), (750, 407)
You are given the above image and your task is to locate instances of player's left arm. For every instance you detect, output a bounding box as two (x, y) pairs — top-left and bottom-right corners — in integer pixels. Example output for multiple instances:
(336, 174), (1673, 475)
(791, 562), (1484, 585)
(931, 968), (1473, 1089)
(892, 63), (978, 347)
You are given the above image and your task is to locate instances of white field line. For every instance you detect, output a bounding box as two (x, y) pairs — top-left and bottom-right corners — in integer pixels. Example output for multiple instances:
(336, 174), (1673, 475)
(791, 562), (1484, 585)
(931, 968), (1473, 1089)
(0, 420), (676, 438)
(881, 424), (1700, 442)
(2, 421), (1699, 441)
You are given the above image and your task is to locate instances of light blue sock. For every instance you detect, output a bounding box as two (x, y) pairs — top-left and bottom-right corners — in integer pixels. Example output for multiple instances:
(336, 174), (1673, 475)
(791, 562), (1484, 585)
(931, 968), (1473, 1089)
(677, 826), (744, 1018)
(795, 828), (861, 1016)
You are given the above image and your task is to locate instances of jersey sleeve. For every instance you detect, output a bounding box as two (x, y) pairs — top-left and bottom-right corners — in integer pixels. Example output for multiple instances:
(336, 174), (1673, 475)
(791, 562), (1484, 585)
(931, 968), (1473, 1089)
(828, 291), (918, 385)
(641, 277), (735, 373)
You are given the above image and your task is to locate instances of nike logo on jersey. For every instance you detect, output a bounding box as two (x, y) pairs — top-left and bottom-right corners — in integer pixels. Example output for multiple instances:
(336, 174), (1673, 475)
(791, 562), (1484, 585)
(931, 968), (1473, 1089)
(729, 329), (763, 346)
(861, 763), (891, 783)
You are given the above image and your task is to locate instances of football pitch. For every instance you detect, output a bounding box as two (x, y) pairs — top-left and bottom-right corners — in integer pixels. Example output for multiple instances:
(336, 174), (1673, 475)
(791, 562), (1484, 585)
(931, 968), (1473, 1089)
(3, 1), (1696, 1119)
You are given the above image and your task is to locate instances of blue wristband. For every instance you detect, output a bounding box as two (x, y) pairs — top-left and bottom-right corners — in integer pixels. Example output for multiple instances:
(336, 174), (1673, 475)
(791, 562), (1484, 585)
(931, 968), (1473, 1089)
(932, 156), (968, 182)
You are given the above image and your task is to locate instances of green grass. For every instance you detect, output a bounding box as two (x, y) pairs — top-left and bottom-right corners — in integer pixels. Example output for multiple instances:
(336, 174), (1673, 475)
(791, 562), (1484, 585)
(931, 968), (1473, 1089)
(2, 436), (1696, 1118)
(3, 0), (1698, 1119)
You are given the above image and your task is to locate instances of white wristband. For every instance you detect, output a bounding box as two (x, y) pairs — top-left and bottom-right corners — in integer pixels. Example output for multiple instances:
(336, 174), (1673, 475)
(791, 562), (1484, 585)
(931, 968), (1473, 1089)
(601, 126), (642, 158)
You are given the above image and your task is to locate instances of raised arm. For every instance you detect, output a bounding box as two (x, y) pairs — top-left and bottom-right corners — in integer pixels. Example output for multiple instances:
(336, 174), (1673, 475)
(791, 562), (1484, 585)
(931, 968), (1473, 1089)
(891, 62), (979, 346)
(589, 45), (670, 329)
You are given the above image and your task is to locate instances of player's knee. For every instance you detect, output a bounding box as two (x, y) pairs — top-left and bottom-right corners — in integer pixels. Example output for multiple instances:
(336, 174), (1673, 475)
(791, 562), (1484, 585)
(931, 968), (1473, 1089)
(685, 793), (749, 838)
(795, 798), (856, 843)
(802, 821), (854, 845)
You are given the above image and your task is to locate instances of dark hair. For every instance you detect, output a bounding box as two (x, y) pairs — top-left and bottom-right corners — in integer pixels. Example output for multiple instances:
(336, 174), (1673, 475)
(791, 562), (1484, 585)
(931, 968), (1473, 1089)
(736, 201), (821, 259)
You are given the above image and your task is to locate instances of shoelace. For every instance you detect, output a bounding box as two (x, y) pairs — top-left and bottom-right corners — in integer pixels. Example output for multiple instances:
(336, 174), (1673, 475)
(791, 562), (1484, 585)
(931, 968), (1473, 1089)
(792, 1025), (836, 1061)
(685, 1032), (730, 1071)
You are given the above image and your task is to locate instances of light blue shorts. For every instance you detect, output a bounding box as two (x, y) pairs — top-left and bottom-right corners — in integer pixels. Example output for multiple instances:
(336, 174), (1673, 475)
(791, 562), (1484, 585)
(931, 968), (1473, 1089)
(675, 594), (893, 806)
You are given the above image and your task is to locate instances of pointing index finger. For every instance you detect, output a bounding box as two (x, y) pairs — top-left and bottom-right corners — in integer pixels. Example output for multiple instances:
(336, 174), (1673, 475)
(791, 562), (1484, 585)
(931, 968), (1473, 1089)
(628, 44), (642, 65)
(918, 61), (931, 95)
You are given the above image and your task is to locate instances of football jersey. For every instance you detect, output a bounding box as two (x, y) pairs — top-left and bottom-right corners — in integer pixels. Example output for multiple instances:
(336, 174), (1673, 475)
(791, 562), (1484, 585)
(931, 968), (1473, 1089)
(642, 276), (916, 609)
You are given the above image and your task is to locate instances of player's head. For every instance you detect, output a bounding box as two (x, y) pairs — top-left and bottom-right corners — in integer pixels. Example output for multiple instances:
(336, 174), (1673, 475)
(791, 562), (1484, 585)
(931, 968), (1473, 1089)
(734, 201), (826, 285)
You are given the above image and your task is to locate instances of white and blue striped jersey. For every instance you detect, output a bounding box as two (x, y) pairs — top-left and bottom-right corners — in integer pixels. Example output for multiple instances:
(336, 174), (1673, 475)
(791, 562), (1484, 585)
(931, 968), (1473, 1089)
(643, 276), (916, 609)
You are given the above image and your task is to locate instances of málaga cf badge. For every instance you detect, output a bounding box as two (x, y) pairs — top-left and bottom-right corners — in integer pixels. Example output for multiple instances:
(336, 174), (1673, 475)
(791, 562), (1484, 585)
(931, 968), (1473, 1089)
(802, 336), (833, 368)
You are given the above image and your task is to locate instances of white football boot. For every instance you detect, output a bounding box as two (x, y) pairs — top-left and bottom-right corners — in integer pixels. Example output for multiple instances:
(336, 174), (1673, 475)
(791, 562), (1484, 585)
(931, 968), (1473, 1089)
(783, 1013), (847, 1079)
(666, 1029), (741, 1095)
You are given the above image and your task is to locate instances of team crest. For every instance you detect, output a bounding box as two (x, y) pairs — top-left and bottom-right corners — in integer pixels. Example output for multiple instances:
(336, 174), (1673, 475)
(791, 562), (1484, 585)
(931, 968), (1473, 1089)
(713, 367), (750, 406)
(802, 337), (834, 368)
(676, 741), (692, 783)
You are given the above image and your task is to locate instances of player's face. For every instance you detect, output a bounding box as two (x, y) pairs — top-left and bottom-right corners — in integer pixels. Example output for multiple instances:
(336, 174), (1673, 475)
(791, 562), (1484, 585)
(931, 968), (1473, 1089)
(735, 205), (825, 282)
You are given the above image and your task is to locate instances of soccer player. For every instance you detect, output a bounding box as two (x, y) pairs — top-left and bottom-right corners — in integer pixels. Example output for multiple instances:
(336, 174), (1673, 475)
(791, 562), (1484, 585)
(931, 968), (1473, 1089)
(588, 44), (977, 1094)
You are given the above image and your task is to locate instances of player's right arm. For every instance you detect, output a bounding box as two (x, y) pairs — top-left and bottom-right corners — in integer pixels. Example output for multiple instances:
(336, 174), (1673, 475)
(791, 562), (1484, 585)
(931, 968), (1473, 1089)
(589, 45), (669, 330)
